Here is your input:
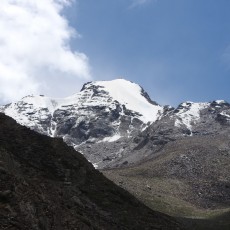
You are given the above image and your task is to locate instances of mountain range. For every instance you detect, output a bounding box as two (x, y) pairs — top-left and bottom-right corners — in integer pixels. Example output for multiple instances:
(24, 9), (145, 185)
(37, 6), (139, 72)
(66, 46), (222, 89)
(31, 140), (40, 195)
(1, 79), (230, 169)
(1, 78), (230, 229)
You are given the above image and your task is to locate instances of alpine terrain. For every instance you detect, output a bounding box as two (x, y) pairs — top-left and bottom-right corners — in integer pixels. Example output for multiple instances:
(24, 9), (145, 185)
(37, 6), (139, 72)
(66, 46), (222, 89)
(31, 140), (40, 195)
(0, 79), (165, 169)
(1, 78), (230, 229)
(0, 113), (183, 229)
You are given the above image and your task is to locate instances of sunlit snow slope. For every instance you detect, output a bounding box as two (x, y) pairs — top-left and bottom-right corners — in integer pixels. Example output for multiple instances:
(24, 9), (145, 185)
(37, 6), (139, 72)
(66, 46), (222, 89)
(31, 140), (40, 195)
(0, 79), (163, 139)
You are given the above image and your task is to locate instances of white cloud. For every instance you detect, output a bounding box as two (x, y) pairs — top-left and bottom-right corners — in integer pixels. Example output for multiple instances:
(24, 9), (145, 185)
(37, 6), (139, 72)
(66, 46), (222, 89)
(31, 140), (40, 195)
(0, 0), (91, 104)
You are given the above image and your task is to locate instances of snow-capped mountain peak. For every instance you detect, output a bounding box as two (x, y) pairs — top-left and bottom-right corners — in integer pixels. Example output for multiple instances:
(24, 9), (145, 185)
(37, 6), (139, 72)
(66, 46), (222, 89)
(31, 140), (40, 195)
(0, 79), (166, 168)
(2, 79), (230, 169)
(0, 79), (164, 140)
(174, 101), (210, 130)
(214, 100), (227, 104)
(80, 79), (163, 123)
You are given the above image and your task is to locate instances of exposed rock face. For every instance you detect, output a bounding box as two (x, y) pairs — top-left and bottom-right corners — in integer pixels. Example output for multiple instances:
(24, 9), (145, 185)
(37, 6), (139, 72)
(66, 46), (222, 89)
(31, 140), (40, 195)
(1, 79), (230, 169)
(0, 113), (183, 230)
(0, 79), (164, 168)
(106, 100), (230, 168)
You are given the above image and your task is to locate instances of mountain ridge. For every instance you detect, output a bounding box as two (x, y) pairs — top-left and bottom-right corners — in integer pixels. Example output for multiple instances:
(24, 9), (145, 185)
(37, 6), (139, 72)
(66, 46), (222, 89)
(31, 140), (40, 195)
(1, 78), (229, 229)
(1, 79), (230, 169)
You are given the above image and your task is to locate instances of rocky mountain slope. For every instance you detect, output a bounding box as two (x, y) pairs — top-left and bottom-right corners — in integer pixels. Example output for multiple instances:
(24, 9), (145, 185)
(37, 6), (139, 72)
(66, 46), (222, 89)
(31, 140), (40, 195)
(1, 78), (229, 229)
(104, 134), (230, 210)
(106, 100), (230, 168)
(0, 79), (165, 168)
(1, 79), (230, 169)
(103, 133), (230, 230)
(0, 113), (183, 230)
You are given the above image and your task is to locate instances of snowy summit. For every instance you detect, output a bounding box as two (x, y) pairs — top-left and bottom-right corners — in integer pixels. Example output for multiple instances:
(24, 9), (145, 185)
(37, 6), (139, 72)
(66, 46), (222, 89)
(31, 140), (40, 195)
(0, 79), (163, 140)
(81, 79), (163, 123)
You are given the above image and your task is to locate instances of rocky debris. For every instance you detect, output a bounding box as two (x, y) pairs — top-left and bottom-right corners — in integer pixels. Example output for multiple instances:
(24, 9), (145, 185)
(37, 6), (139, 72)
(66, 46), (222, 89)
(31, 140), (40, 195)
(103, 134), (230, 210)
(0, 113), (184, 230)
(103, 134), (230, 230)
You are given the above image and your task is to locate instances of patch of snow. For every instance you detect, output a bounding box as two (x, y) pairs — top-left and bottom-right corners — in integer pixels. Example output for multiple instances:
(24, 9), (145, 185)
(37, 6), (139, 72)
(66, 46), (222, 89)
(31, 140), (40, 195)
(87, 79), (163, 123)
(215, 100), (225, 104)
(92, 163), (99, 169)
(100, 134), (122, 143)
(175, 102), (209, 130)
(220, 111), (230, 118)
(141, 124), (149, 132)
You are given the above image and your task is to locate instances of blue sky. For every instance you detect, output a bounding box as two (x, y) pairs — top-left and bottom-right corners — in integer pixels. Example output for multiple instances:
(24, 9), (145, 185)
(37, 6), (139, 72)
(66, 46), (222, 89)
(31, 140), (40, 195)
(0, 0), (230, 106)
(66, 0), (230, 106)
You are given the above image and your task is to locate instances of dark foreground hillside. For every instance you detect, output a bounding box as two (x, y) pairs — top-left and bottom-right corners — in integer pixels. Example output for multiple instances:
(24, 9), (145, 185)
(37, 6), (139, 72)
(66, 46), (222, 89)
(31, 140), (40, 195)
(0, 114), (183, 230)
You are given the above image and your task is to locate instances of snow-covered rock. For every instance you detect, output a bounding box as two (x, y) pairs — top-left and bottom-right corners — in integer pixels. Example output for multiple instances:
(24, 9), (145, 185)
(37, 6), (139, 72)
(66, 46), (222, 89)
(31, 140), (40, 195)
(1, 79), (163, 137)
(174, 101), (209, 131)
(1, 79), (230, 169)
(0, 79), (164, 168)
